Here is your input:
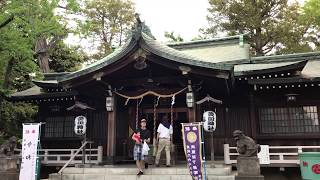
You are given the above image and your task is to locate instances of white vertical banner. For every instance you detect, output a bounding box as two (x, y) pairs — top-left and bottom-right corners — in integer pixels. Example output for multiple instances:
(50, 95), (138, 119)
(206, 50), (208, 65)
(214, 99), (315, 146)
(19, 124), (41, 180)
(258, 145), (270, 164)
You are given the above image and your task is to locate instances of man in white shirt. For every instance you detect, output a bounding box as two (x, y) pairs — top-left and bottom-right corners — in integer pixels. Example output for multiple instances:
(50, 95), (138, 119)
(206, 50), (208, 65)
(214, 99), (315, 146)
(155, 115), (173, 167)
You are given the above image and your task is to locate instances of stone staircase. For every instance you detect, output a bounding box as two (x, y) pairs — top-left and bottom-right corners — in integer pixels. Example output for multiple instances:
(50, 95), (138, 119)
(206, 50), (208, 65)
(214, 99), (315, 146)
(49, 164), (235, 180)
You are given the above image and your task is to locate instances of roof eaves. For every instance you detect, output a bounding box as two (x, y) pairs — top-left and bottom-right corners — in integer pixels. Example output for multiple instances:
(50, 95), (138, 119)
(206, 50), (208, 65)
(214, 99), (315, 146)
(251, 51), (320, 63)
(248, 76), (320, 85)
(32, 80), (59, 88)
(57, 37), (137, 83)
(234, 60), (307, 76)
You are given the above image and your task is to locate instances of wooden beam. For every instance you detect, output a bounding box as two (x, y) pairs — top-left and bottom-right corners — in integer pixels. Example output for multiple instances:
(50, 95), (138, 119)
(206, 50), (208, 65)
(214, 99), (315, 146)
(146, 55), (230, 79)
(110, 76), (187, 88)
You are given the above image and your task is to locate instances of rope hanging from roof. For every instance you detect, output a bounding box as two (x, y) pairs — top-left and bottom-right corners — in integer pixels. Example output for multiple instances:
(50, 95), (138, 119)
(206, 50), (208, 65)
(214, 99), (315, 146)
(114, 87), (187, 105)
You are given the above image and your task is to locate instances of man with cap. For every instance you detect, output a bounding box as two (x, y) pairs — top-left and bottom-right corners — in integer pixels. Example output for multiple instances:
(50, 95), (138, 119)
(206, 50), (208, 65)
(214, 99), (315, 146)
(133, 118), (151, 176)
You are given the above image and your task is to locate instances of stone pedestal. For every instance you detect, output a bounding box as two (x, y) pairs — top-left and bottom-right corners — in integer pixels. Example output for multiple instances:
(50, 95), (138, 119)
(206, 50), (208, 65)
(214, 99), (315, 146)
(235, 157), (264, 180)
(0, 157), (19, 180)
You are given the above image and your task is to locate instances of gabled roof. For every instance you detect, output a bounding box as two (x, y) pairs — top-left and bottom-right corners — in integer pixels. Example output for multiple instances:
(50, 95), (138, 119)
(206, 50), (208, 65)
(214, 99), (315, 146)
(57, 23), (233, 84)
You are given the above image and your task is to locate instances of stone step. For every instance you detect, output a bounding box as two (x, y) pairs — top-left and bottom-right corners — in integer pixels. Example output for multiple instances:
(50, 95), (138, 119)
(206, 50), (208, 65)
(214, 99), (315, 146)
(49, 174), (235, 180)
(60, 166), (232, 176)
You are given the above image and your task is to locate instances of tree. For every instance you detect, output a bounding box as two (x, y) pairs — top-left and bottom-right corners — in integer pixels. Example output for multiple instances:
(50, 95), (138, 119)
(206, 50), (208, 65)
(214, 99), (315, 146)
(78, 0), (135, 58)
(0, 0), (81, 141)
(201, 0), (315, 55)
(0, 0), (80, 73)
(302, 0), (320, 50)
(49, 42), (88, 72)
(303, 0), (320, 26)
(164, 31), (184, 42)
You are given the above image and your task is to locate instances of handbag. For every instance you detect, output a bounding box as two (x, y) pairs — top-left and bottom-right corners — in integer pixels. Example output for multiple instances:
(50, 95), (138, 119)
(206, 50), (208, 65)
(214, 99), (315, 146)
(142, 141), (150, 156)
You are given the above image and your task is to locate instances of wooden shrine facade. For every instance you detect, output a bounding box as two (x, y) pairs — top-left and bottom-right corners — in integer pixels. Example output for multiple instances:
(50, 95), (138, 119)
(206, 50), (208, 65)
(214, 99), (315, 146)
(8, 19), (320, 164)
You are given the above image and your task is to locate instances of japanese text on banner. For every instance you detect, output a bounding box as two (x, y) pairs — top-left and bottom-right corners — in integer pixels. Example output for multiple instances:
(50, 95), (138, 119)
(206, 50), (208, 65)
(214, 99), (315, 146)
(19, 124), (40, 180)
(182, 124), (203, 180)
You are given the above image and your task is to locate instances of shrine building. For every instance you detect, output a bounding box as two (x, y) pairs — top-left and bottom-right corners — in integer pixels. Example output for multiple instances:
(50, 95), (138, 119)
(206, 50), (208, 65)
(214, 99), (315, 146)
(9, 20), (320, 165)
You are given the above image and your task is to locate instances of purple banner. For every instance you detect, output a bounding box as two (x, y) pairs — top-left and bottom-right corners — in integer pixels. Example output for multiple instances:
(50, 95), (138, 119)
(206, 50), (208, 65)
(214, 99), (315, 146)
(182, 123), (203, 180)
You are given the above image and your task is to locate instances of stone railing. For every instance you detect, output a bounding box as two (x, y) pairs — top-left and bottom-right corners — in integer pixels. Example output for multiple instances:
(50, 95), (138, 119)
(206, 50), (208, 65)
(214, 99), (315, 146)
(15, 146), (103, 166)
(224, 144), (320, 166)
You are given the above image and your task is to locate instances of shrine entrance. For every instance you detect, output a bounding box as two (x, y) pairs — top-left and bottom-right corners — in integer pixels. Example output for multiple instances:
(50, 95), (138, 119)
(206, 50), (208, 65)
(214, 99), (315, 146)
(115, 90), (191, 163)
(143, 107), (189, 162)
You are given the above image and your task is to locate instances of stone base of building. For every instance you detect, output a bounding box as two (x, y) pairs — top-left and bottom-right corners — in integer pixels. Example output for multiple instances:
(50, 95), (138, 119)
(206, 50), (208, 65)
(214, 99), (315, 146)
(235, 175), (264, 180)
(0, 172), (19, 180)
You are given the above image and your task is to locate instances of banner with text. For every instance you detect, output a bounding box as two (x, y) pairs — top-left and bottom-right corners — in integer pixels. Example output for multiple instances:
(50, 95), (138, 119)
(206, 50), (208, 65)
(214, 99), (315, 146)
(19, 124), (40, 180)
(182, 123), (203, 180)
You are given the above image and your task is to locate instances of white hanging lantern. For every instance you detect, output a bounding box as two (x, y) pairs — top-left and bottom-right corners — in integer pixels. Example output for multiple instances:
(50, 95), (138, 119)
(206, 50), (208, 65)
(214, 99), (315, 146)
(106, 96), (114, 111)
(74, 116), (87, 135)
(186, 92), (194, 108)
(203, 111), (216, 132)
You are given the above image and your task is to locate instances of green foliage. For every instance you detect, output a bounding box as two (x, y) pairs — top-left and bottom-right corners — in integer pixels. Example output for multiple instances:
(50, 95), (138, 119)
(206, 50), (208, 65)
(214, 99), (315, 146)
(301, 0), (320, 50)
(164, 31), (184, 42)
(303, 0), (320, 27)
(78, 0), (135, 58)
(202, 0), (317, 55)
(49, 42), (88, 72)
(0, 100), (38, 139)
(0, 0), (82, 140)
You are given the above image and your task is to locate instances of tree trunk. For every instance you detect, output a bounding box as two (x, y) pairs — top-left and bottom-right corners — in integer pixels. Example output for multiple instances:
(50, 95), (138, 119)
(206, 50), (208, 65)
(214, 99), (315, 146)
(35, 37), (50, 73)
(3, 57), (15, 89)
(254, 28), (264, 56)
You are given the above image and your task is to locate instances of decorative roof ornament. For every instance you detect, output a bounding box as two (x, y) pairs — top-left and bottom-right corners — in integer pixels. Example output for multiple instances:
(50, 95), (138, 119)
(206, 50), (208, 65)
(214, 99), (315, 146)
(132, 13), (155, 40)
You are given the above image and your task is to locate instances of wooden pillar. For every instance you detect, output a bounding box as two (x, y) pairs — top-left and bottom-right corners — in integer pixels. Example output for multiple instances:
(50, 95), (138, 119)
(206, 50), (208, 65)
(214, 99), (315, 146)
(106, 95), (117, 163)
(249, 93), (257, 138)
(188, 107), (196, 122)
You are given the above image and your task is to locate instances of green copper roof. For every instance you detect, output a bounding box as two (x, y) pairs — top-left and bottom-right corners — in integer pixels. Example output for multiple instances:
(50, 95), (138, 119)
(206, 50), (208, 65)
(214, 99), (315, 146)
(234, 61), (303, 76)
(167, 34), (245, 49)
(251, 51), (320, 63)
(58, 31), (233, 83)
(141, 33), (232, 70)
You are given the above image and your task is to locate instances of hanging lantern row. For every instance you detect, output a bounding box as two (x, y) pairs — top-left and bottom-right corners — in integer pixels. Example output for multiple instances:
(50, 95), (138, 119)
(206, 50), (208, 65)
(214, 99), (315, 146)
(23, 96), (75, 103)
(238, 72), (291, 81)
(254, 83), (320, 91)
(46, 88), (72, 92)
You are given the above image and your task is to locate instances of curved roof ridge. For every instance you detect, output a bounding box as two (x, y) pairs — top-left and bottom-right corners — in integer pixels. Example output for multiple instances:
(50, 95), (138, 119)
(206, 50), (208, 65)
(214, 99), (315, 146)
(58, 36), (137, 83)
(141, 33), (232, 70)
(167, 34), (245, 47)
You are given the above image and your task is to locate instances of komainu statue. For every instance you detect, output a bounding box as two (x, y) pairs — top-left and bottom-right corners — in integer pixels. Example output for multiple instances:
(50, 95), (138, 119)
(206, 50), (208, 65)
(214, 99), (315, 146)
(233, 130), (260, 157)
(0, 136), (17, 157)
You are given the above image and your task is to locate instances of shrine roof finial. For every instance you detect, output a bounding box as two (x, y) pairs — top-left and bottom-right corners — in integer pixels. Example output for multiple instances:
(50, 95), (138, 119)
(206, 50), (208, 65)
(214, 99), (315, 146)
(132, 13), (155, 40)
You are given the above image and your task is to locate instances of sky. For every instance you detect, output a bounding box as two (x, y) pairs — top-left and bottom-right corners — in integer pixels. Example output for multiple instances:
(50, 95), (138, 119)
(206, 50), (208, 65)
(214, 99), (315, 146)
(134, 0), (210, 42)
(66, 0), (306, 53)
(134, 0), (305, 42)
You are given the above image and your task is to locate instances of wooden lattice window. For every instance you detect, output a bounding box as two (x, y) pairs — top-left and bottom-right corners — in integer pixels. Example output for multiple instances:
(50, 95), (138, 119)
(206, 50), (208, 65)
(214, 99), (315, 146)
(44, 116), (77, 137)
(259, 106), (319, 134)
